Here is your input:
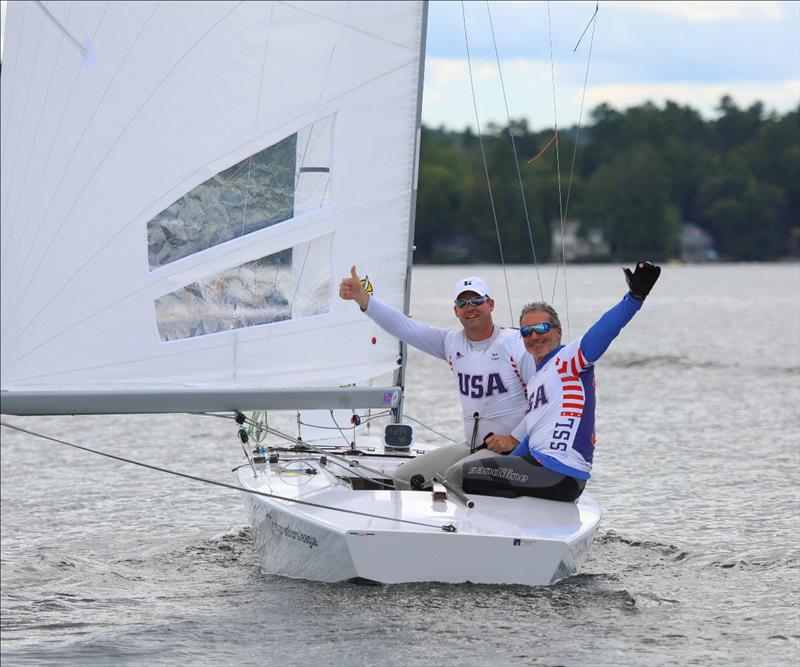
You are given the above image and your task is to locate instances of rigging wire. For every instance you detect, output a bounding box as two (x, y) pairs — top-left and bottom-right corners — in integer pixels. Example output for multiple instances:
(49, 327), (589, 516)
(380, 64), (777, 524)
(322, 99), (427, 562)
(0, 420), (456, 532)
(201, 409), (461, 453)
(573, 2), (599, 53)
(197, 411), (405, 481)
(460, 0), (513, 325)
(296, 410), (392, 430)
(329, 409), (355, 448)
(545, 0), (571, 336)
(553, 2), (599, 314)
(460, 1), (598, 333)
(485, 1), (544, 303)
(402, 415), (461, 444)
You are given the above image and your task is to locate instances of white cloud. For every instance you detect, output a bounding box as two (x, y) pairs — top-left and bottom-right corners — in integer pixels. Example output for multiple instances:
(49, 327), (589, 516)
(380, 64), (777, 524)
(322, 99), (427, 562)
(491, 0), (785, 22)
(422, 57), (799, 131)
(583, 79), (800, 116)
(615, 1), (785, 22)
(424, 57), (593, 131)
(430, 59), (499, 84)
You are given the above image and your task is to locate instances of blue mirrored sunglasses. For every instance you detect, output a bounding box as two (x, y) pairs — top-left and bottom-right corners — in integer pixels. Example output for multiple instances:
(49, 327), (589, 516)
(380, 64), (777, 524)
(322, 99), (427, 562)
(520, 322), (555, 337)
(454, 295), (489, 308)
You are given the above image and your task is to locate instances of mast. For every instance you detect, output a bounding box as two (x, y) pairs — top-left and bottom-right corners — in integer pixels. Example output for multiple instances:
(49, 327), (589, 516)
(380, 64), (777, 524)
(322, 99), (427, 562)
(393, 0), (428, 424)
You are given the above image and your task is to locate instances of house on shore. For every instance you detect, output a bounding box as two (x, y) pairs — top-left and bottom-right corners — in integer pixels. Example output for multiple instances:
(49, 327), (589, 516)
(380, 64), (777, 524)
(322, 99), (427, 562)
(679, 223), (717, 263)
(550, 220), (610, 262)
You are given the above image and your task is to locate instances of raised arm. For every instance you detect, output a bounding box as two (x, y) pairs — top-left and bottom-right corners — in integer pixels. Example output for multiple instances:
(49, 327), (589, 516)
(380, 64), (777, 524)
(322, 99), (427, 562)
(581, 261), (660, 363)
(339, 265), (449, 360)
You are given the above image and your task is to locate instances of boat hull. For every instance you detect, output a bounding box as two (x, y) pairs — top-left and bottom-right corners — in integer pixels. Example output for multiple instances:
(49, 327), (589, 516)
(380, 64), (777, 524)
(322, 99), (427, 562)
(237, 447), (602, 585)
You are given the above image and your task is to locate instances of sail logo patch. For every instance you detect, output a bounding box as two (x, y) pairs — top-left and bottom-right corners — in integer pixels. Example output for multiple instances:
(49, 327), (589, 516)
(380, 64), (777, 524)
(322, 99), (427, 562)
(360, 275), (374, 294)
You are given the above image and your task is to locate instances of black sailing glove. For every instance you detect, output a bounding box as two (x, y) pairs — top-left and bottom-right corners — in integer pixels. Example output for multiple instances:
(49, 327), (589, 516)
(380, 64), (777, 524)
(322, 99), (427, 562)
(623, 261), (661, 300)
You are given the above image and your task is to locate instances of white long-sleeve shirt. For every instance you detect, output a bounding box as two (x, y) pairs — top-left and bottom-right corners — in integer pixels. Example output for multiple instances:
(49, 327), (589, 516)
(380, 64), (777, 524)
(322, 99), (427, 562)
(364, 297), (534, 445)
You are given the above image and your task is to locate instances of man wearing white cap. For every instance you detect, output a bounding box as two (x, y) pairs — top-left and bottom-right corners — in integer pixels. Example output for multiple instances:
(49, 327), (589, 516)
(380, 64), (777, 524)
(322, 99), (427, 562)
(339, 266), (533, 489)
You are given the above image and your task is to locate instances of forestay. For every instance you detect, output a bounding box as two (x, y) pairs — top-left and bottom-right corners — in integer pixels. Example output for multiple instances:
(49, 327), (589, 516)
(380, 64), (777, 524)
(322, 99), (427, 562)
(1, 1), (426, 413)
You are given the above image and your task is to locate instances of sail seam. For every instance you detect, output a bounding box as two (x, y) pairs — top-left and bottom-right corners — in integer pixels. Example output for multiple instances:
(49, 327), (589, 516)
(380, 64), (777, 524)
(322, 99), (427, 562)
(9, 1), (243, 350)
(277, 1), (418, 52)
(1, 6), (46, 239)
(1, 2), (110, 308)
(35, 0), (89, 56)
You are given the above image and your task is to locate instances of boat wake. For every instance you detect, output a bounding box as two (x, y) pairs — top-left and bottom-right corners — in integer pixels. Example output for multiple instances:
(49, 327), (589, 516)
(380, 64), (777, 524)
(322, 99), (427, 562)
(606, 353), (724, 370)
(175, 526), (255, 567)
(704, 550), (799, 571)
(595, 529), (688, 558)
(606, 353), (799, 375)
(593, 529), (797, 573)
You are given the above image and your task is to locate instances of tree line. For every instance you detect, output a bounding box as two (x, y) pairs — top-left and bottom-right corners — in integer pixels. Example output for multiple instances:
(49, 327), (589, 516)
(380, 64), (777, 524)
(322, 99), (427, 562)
(415, 97), (799, 263)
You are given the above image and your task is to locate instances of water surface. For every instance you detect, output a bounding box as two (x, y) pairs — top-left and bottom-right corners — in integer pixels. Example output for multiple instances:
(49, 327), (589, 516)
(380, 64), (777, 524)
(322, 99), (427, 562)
(2, 263), (799, 666)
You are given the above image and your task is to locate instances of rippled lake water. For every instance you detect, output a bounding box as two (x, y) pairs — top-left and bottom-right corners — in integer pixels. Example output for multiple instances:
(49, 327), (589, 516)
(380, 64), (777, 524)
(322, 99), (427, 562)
(2, 263), (799, 666)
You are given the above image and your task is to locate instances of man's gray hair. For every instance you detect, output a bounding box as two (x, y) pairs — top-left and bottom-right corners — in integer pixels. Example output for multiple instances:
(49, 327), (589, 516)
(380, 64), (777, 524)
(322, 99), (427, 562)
(519, 302), (561, 328)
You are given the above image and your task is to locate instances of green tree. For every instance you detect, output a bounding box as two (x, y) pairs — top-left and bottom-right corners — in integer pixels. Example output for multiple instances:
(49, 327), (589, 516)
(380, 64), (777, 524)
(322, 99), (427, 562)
(698, 154), (786, 259)
(415, 100), (798, 263)
(584, 144), (679, 260)
(714, 96), (765, 150)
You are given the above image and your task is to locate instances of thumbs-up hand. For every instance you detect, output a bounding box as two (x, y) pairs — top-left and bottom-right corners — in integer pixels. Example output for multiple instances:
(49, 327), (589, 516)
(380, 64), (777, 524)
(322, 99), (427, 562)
(339, 265), (369, 310)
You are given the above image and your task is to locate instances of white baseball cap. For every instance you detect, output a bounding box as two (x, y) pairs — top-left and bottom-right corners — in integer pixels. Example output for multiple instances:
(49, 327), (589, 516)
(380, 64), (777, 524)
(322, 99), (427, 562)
(452, 276), (492, 300)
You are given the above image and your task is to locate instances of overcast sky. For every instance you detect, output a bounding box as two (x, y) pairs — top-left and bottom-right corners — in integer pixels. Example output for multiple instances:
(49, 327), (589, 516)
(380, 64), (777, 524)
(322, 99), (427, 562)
(2, 1), (798, 133)
(423, 0), (800, 131)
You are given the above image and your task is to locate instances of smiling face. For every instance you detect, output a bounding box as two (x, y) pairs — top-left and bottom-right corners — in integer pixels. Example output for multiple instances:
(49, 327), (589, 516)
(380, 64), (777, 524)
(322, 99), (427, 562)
(520, 310), (562, 364)
(454, 290), (495, 341)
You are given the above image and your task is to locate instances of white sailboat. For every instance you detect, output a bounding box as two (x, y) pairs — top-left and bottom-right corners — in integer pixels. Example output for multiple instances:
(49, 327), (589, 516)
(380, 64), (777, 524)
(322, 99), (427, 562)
(1, 0), (601, 585)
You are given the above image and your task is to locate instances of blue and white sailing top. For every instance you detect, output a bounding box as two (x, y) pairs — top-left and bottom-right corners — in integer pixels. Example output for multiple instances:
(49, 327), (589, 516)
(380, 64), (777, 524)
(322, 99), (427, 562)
(510, 293), (644, 479)
(364, 297), (534, 444)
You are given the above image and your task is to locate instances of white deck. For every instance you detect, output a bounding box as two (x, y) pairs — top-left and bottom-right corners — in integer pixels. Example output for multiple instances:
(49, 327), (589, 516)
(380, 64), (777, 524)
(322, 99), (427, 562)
(236, 436), (602, 585)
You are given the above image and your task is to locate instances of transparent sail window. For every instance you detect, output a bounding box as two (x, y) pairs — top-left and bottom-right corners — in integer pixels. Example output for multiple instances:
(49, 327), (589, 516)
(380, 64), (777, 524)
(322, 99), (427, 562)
(147, 115), (333, 270)
(154, 234), (333, 342)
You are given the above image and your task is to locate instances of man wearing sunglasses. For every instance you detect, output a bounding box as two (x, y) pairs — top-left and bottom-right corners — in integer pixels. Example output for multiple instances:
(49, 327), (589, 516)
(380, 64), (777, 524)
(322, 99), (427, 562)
(339, 266), (534, 490)
(444, 261), (661, 502)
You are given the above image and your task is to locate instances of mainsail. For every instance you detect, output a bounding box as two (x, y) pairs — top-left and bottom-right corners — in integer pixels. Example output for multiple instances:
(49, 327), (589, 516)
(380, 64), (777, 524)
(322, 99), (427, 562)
(1, 1), (427, 414)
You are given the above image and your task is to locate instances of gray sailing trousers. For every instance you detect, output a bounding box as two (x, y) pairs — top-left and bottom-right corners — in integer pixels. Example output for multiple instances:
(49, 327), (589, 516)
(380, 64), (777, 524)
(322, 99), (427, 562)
(393, 443), (471, 490)
(444, 449), (586, 502)
(444, 449), (509, 487)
